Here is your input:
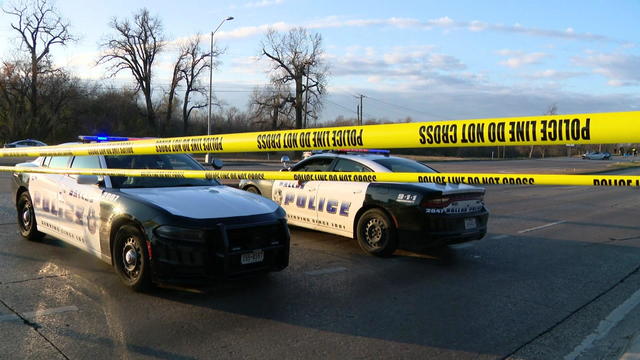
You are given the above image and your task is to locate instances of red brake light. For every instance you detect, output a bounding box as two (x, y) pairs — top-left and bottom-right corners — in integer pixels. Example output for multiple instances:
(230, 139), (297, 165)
(421, 197), (451, 208)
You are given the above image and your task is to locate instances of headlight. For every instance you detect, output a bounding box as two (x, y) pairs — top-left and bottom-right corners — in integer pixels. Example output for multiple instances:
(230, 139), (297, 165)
(154, 225), (206, 243)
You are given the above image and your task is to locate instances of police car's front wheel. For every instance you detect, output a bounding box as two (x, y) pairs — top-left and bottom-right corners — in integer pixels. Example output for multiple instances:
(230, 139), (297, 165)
(113, 225), (151, 291)
(17, 192), (44, 241)
(356, 209), (397, 257)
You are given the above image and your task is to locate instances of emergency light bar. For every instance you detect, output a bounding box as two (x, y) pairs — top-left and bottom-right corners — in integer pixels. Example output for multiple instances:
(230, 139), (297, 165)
(334, 149), (391, 155)
(78, 135), (151, 143)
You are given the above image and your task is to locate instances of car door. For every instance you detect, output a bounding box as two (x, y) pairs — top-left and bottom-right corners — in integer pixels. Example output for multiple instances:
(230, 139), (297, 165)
(62, 155), (104, 256)
(30, 156), (73, 242)
(315, 158), (371, 237)
(272, 156), (335, 229)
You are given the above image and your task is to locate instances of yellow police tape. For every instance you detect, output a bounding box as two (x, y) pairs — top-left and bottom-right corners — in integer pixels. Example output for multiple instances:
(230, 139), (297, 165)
(0, 111), (638, 157)
(5, 167), (640, 187)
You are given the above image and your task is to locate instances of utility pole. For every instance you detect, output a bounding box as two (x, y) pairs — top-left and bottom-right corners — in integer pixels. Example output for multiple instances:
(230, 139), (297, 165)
(354, 94), (365, 125)
(359, 101), (362, 125)
(303, 62), (310, 128)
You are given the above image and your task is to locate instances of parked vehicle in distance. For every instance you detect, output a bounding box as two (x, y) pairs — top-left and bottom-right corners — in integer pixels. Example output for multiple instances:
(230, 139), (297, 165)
(4, 139), (47, 148)
(582, 151), (611, 160)
(13, 148), (289, 291)
(239, 150), (489, 257)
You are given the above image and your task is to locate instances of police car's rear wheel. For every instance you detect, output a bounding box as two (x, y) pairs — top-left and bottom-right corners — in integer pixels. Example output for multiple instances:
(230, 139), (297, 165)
(17, 192), (44, 241)
(356, 208), (397, 257)
(113, 225), (151, 291)
(245, 185), (261, 195)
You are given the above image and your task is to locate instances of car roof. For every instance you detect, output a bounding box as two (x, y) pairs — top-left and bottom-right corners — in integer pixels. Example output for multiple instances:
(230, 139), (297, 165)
(310, 152), (396, 161)
(305, 152), (407, 172)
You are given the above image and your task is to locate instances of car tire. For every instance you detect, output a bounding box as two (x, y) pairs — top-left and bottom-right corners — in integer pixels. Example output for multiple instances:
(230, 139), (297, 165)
(245, 185), (261, 195)
(113, 224), (152, 291)
(356, 208), (397, 257)
(17, 192), (44, 241)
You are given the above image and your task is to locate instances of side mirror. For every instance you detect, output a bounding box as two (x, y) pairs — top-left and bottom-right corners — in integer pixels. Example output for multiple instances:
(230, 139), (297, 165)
(76, 175), (100, 185)
(210, 158), (224, 169)
(280, 155), (290, 168)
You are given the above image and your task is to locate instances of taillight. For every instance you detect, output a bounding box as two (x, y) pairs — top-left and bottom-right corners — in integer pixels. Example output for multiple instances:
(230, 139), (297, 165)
(420, 193), (484, 208)
(421, 197), (452, 208)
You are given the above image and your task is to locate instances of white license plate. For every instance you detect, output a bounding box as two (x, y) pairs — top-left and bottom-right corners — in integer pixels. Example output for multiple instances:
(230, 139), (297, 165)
(241, 250), (264, 265)
(464, 218), (477, 230)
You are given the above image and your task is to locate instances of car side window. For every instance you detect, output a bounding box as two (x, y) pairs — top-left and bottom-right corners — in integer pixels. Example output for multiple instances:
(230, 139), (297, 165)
(167, 156), (203, 170)
(333, 159), (372, 172)
(48, 156), (71, 168)
(293, 157), (334, 172)
(71, 156), (102, 169)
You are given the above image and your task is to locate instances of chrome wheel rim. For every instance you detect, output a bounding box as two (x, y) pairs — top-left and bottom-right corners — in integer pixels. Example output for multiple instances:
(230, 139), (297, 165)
(121, 237), (141, 280)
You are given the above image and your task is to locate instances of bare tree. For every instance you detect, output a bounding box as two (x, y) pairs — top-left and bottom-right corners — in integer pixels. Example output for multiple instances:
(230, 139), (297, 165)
(0, 60), (30, 139)
(530, 103), (558, 158)
(98, 8), (164, 131)
(249, 85), (294, 130)
(3, 0), (74, 132)
(164, 50), (186, 134)
(179, 35), (219, 135)
(260, 27), (328, 129)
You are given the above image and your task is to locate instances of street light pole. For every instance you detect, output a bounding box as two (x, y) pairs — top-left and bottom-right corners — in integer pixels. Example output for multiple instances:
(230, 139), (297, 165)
(206, 16), (233, 163)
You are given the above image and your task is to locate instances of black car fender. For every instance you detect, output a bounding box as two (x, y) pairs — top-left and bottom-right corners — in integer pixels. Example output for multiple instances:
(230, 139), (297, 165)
(100, 190), (167, 264)
(360, 183), (444, 233)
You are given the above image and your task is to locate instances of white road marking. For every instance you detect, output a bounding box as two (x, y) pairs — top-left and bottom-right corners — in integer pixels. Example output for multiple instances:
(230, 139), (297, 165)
(490, 234), (509, 240)
(0, 305), (79, 322)
(564, 288), (640, 360)
(305, 267), (348, 276)
(517, 220), (567, 234)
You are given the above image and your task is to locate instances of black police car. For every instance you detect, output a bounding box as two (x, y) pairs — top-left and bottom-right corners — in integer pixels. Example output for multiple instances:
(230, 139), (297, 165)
(240, 150), (489, 257)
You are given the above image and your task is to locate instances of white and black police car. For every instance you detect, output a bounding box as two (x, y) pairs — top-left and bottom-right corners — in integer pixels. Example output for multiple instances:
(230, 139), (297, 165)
(239, 150), (488, 257)
(13, 137), (289, 291)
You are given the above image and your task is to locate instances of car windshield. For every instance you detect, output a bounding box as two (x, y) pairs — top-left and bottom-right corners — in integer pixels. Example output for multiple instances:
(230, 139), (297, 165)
(105, 154), (219, 188)
(372, 157), (438, 173)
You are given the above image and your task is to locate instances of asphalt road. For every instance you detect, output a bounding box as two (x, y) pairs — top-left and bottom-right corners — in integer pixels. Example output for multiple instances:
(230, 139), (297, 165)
(1, 162), (640, 359)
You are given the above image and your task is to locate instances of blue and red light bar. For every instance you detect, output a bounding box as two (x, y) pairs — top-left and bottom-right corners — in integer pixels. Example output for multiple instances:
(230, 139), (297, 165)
(78, 135), (151, 142)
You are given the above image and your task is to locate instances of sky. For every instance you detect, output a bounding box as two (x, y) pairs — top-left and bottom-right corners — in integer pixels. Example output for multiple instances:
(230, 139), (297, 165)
(0, 0), (639, 124)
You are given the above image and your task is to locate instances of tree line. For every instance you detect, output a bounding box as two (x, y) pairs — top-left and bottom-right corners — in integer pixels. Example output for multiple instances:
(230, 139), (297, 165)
(0, 0), (327, 145)
(1, 0), (631, 158)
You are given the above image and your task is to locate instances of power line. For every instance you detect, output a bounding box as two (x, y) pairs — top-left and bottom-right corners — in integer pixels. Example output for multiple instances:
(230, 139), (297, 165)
(324, 99), (358, 115)
(363, 98), (416, 118)
(364, 95), (451, 120)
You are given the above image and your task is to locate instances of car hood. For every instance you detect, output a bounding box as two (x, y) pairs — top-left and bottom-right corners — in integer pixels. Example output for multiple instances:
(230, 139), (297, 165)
(120, 186), (279, 219)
